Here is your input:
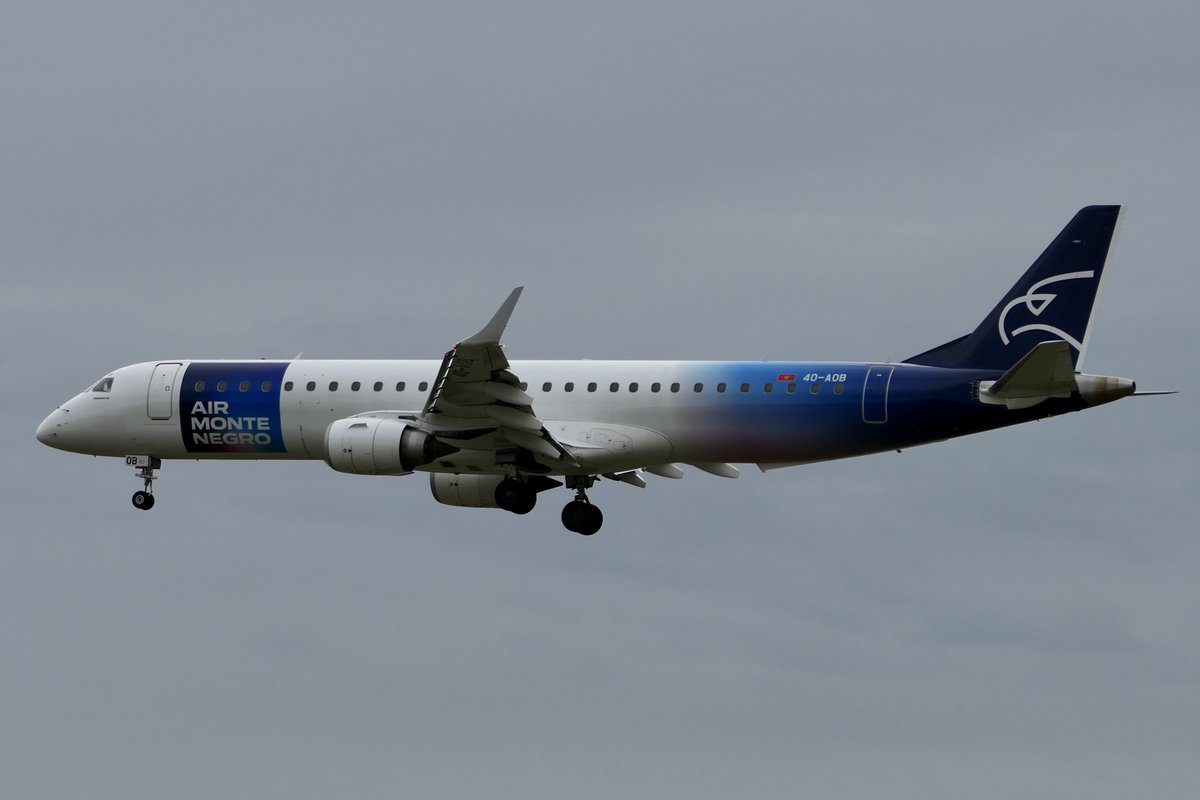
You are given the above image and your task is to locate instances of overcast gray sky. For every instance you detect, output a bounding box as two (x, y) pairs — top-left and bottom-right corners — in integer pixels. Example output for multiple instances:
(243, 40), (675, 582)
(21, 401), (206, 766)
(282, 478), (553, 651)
(3, 2), (1198, 797)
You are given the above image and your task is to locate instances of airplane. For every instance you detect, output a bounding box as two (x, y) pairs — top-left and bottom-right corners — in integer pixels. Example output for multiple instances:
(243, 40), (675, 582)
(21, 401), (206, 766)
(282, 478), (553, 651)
(37, 205), (1161, 535)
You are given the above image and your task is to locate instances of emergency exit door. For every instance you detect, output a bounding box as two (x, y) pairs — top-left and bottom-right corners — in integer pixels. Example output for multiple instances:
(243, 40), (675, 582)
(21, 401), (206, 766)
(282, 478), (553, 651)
(862, 366), (893, 424)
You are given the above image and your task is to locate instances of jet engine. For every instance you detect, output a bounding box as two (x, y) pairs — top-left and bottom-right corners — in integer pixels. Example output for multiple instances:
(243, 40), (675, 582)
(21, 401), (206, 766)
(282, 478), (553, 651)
(429, 473), (506, 507)
(325, 418), (456, 475)
(429, 473), (564, 508)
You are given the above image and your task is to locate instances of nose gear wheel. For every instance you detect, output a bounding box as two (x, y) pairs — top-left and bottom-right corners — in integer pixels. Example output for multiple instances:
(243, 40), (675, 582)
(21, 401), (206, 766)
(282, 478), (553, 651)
(128, 456), (161, 511)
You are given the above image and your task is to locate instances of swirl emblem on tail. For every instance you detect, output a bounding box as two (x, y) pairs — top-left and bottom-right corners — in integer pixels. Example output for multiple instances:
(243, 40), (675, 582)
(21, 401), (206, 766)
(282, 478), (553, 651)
(997, 270), (1095, 351)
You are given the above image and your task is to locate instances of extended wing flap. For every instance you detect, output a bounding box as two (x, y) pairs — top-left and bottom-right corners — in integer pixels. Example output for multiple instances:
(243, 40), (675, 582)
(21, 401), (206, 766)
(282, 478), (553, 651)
(486, 404), (543, 432)
(481, 380), (533, 406)
(500, 427), (562, 460)
(417, 288), (580, 468)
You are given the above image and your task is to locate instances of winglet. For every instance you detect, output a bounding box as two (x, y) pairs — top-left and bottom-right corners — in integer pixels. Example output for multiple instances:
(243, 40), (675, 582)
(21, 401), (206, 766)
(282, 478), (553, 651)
(459, 287), (524, 346)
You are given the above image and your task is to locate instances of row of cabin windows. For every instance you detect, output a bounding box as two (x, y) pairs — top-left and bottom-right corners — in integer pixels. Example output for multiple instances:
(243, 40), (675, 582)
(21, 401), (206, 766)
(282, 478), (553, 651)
(279, 380), (431, 393)
(192, 380), (432, 393)
(193, 380), (273, 393)
(194, 379), (846, 396)
(538, 381), (845, 395)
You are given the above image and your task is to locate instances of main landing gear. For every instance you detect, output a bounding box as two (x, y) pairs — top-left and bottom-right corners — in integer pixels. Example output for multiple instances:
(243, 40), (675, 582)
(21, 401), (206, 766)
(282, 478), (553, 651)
(561, 476), (603, 536)
(127, 455), (161, 511)
(493, 474), (605, 535)
(561, 500), (602, 536)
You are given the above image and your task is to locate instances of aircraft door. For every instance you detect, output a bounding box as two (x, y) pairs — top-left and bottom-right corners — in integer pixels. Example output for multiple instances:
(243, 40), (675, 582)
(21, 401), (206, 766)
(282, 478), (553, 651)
(862, 366), (893, 424)
(147, 362), (182, 420)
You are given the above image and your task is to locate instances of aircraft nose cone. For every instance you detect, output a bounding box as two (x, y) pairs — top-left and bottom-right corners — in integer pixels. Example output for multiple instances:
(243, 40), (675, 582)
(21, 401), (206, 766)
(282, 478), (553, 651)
(37, 409), (65, 448)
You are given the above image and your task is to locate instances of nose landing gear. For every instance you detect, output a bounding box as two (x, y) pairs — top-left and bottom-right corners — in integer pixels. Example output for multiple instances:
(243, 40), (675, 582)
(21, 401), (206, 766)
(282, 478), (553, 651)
(126, 455), (161, 511)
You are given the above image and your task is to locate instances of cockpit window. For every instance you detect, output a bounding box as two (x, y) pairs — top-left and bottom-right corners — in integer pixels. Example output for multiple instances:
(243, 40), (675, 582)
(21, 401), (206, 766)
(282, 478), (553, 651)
(91, 376), (114, 393)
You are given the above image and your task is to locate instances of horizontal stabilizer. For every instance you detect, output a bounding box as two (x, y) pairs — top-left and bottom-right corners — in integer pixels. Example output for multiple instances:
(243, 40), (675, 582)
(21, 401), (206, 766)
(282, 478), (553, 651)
(979, 340), (1074, 409)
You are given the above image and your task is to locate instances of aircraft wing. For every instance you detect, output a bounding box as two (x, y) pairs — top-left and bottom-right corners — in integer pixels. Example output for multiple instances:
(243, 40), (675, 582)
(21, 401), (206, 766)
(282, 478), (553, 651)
(417, 287), (580, 466)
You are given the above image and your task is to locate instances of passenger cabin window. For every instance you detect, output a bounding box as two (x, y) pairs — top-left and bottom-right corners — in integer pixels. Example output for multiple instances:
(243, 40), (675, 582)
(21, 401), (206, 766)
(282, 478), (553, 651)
(629, 382), (639, 392)
(351, 381), (361, 391)
(419, 381), (429, 391)
(786, 383), (797, 394)
(610, 382), (619, 392)
(565, 382), (575, 392)
(740, 383), (750, 393)
(543, 382), (552, 392)
(329, 382), (339, 391)
(717, 383), (727, 393)
(764, 383), (774, 394)
(284, 381), (294, 391)
(396, 382), (406, 391)
(261, 381), (272, 392)
(694, 383), (703, 393)
(833, 383), (845, 395)
(239, 381), (249, 392)
(670, 383), (680, 393)
(306, 382), (316, 391)
(217, 381), (228, 392)
(809, 382), (820, 394)
(587, 382), (597, 392)
(194, 381), (206, 392)
(651, 383), (661, 393)
(373, 382), (383, 392)
(91, 376), (114, 393)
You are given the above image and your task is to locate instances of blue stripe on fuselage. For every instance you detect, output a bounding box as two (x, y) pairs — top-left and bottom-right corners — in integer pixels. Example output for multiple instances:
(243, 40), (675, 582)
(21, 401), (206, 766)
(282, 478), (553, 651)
(179, 362), (288, 454)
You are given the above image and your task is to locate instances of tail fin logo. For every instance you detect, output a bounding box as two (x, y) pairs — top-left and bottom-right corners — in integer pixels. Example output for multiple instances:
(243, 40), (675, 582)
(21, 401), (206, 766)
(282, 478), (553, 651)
(997, 270), (1095, 351)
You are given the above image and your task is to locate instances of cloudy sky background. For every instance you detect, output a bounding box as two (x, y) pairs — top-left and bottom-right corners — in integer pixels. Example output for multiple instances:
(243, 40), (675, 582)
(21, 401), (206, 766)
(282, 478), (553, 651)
(3, 2), (1197, 797)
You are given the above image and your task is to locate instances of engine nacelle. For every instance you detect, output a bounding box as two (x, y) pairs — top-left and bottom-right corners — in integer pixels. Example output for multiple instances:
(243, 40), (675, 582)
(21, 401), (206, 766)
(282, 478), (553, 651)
(429, 473), (505, 508)
(325, 418), (456, 475)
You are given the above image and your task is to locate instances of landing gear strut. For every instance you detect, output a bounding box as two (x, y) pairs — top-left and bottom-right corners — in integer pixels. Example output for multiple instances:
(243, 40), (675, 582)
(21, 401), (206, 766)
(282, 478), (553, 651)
(562, 476), (603, 535)
(491, 472), (604, 534)
(128, 455), (161, 511)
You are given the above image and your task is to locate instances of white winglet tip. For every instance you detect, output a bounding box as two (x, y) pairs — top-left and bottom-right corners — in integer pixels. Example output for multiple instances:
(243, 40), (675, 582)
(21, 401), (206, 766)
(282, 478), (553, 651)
(460, 287), (524, 346)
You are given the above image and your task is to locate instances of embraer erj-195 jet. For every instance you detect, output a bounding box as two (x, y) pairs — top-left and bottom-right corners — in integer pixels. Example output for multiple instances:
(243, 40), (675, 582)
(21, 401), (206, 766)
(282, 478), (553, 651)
(38, 206), (1156, 535)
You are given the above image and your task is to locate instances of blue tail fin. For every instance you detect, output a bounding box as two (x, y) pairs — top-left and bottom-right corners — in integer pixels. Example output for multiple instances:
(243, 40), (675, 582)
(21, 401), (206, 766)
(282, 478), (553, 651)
(905, 205), (1121, 371)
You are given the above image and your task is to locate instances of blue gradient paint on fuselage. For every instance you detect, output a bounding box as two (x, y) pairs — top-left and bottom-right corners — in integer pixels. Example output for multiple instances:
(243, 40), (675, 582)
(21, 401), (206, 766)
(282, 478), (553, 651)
(582, 360), (1089, 465)
(179, 362), (289, 454)
(166, 358), (1091, 467)
(507, 360), (1062, 466)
